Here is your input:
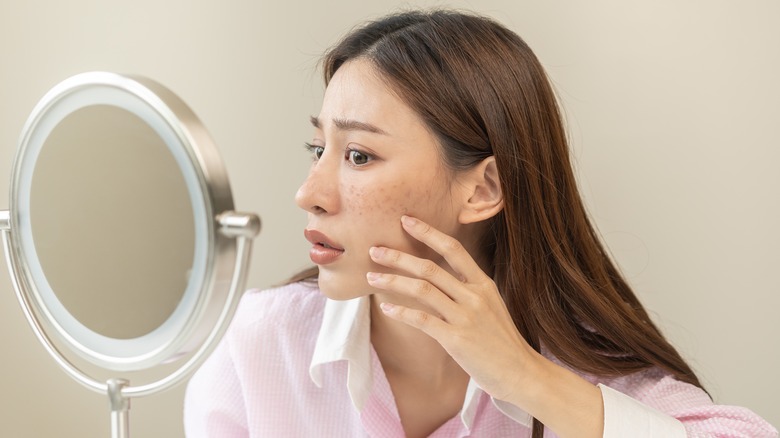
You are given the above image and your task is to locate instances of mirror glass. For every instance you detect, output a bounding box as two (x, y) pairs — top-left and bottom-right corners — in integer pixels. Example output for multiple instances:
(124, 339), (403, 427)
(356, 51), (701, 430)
(30, 104), (195, 339)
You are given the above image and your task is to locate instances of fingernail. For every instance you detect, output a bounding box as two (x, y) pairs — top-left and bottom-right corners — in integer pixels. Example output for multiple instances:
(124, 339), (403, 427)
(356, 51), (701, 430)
(380, 302), (395, 313)
(369, 246), (384, 259)
(366, 271), (381, 282)
(401, 215), (417, 227)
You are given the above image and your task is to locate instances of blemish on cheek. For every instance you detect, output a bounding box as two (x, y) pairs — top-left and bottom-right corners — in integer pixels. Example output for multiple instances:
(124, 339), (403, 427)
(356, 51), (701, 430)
(345, 181), (426, 218)
(381, 195), (401, 215)
(345, 184), (375, 215)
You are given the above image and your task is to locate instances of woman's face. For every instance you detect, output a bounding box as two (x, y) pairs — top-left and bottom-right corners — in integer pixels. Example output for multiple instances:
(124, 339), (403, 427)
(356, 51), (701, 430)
(295, 59), (475, 300)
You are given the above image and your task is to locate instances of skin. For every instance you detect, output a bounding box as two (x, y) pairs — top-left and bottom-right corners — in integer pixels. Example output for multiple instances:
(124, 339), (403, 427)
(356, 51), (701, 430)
(296, 59), (604, 438)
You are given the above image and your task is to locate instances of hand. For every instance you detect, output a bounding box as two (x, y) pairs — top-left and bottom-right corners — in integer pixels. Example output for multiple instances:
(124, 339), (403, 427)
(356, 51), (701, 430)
(366, 215), (537, 402)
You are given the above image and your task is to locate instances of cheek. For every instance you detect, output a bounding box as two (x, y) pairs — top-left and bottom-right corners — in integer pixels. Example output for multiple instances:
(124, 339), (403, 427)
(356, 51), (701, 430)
(343, 181), (447, 258)
(344, 182), (418, 217)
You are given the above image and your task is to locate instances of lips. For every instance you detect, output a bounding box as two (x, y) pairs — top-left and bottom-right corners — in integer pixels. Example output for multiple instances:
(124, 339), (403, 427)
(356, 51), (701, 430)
(303, 229), (344, 265)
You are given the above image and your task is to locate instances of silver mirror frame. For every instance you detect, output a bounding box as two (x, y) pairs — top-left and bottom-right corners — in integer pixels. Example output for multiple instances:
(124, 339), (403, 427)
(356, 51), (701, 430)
(10, 72), (234, 371)
(0, 72), (260, 437)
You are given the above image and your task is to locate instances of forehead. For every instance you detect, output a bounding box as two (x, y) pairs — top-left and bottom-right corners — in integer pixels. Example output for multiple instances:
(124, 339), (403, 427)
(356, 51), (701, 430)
(318, 59), (426, 138)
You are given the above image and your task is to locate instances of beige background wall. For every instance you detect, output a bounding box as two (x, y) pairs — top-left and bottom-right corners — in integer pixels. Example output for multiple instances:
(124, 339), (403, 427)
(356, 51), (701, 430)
(0, 0), (777, 436)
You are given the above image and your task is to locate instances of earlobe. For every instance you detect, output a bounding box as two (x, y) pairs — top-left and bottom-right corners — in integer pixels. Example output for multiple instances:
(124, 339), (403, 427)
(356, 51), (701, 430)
(458, 156), (504, 224)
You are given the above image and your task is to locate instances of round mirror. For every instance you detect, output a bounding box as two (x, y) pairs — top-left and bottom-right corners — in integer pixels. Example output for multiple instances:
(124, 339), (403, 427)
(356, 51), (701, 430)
(1, 72), (259, 411)
(31, 104), (195, 344)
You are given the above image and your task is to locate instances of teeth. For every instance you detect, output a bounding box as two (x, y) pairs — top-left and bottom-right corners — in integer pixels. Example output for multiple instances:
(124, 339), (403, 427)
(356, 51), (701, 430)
(321, 242), (333, 249)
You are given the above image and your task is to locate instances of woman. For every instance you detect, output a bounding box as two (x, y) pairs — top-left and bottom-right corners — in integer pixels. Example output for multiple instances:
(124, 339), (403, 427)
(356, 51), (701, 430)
(185, 10), (777, 437)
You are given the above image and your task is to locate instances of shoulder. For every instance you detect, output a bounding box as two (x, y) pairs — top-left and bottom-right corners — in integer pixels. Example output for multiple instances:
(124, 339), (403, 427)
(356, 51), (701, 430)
(232, 281), (325, 324)
(185, 282), (328, 435)
(226, 281), (326, 344)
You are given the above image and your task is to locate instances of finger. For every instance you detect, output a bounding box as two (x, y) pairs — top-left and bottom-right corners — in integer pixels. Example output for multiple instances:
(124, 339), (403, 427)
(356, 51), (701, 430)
(400, 215), (487, 283)
(378, 302), (449, 339)
(366, 272), (461, 322)
(369, 246), (468, 302)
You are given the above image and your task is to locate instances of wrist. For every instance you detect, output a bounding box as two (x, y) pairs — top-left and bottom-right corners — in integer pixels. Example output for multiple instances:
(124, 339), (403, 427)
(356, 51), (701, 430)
(501, 351), (605, 438)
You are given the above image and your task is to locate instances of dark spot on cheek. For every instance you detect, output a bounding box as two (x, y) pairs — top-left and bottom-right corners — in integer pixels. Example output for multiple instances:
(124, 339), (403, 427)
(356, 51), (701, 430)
(344, 185), (363, 213)
(346, 183), (425, 218)
(382, 189), (405, 215)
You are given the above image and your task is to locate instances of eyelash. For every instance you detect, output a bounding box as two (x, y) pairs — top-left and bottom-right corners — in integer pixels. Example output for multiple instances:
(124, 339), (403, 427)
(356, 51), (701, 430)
(303, 143), (374, 167)
(303, 142), (324, 161)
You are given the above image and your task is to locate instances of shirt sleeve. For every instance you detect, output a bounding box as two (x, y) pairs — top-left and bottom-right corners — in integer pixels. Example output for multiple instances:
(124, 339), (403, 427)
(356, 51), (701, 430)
(599, 370), (779, 438)
(599, 384), (686, 437)
(183, 335), (249, 438)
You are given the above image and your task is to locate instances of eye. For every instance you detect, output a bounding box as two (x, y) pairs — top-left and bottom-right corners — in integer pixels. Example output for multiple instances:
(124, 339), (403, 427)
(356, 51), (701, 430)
(346, 148), (372, 166)
(304, 143), (324, 161)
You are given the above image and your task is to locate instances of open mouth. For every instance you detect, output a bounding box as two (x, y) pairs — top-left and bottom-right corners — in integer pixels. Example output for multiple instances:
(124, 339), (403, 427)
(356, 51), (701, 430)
(304, 229), (345, 265)
(318, 242), (341, 250)
(304, 229), (343, 250)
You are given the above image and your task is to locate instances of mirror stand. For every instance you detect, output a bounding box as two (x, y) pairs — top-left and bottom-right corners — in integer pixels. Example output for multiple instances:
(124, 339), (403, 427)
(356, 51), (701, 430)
(108, 378), (130, 438)
(1, 210), (260, 438)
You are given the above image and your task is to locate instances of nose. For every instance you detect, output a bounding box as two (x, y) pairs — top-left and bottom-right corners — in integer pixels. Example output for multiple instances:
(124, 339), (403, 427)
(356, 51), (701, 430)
(295, 162), (340, 215)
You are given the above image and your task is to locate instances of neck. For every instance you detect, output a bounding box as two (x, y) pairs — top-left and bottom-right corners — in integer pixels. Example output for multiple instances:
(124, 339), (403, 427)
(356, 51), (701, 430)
(369, 293), (467, 385)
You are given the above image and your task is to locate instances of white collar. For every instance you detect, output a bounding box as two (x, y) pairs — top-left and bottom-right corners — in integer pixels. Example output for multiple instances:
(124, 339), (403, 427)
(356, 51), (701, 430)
(309, 295), (532, 429)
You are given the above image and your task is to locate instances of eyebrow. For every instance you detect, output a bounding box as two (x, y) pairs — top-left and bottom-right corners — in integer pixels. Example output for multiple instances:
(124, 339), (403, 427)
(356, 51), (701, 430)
(309, 116), (389, 136)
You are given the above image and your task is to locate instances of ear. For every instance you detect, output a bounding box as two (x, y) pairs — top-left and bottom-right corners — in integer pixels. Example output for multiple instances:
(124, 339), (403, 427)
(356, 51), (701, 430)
(458, 156), (504, 224)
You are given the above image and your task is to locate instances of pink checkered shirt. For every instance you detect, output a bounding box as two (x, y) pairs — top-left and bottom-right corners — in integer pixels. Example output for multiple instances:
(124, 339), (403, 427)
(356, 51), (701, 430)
(184, 282), (777, 437)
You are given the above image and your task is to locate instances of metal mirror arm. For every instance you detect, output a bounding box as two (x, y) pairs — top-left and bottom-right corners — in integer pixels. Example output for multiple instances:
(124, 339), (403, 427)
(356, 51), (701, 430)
(1, 209), (107, 393)
(0, 209), (260, 438)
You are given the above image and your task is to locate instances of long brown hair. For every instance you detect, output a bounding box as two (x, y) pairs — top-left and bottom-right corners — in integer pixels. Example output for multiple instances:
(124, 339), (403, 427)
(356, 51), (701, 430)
(304, 9), (704, 435)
